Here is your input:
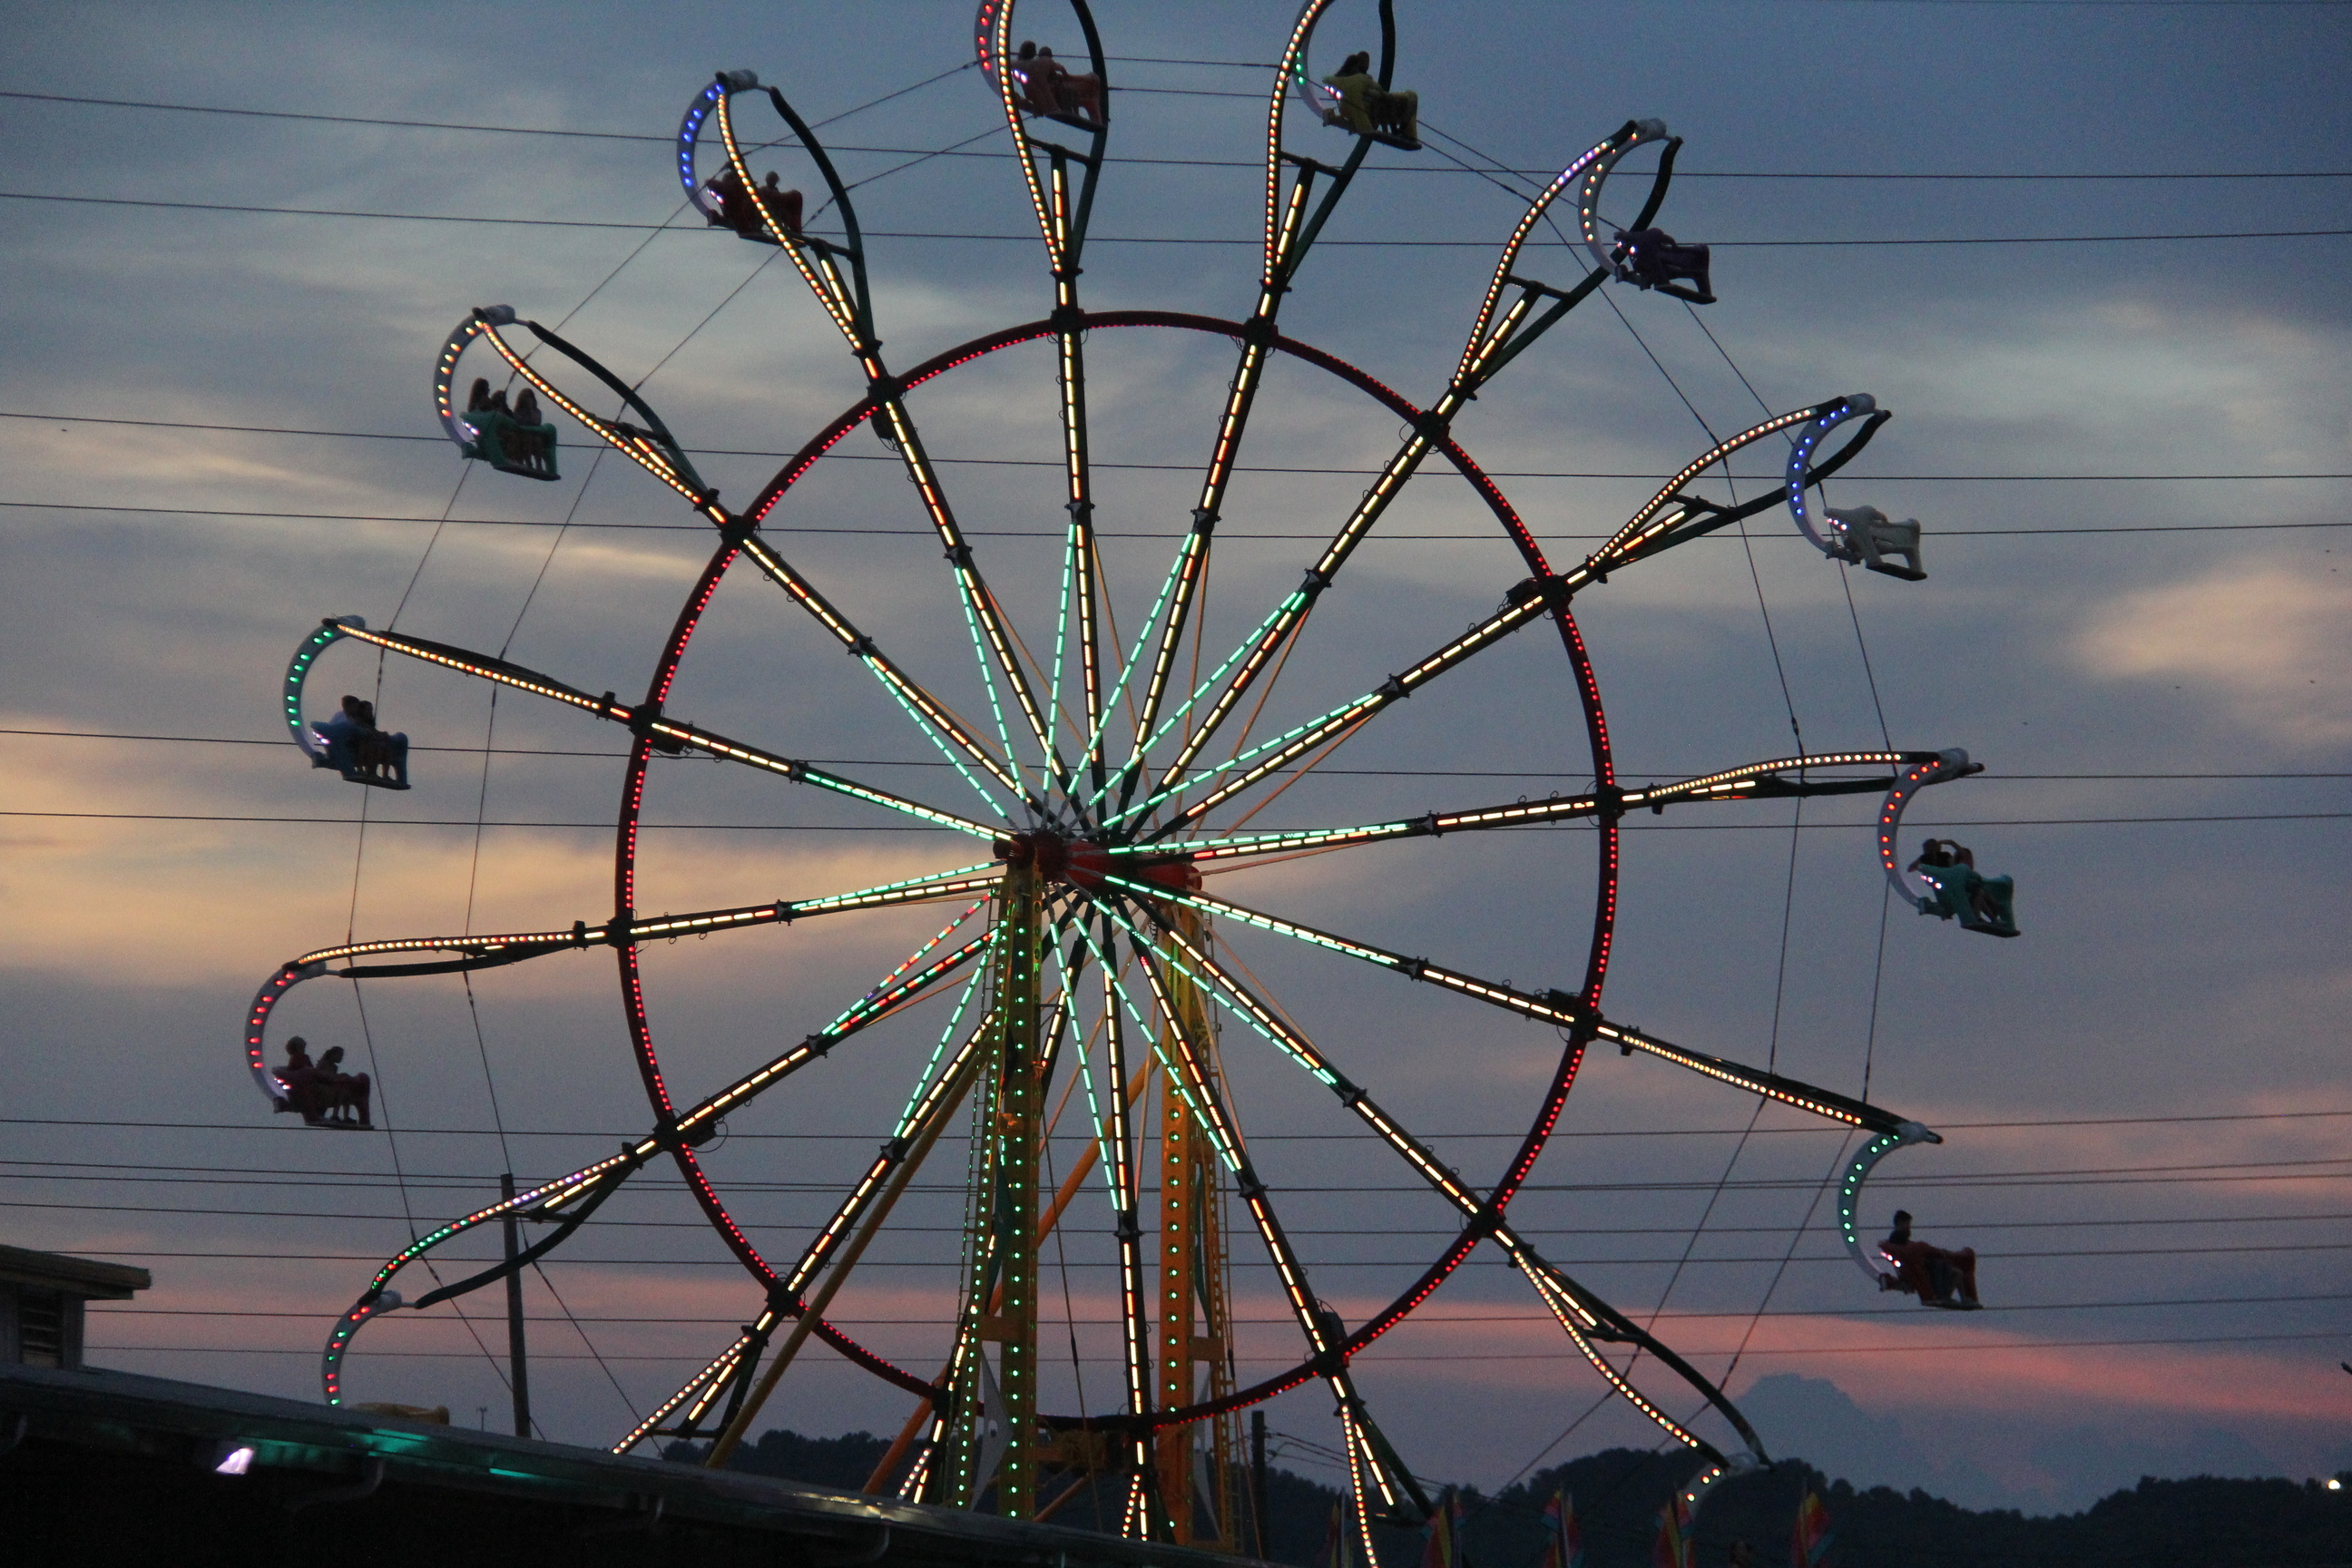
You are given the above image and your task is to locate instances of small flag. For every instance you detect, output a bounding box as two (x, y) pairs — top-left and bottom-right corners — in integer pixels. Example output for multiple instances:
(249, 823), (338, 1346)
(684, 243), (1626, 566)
(1791, 1490), (1832, 1568)
(1653, 1494), (1693, 1568)
(1540, 1490), (1585, 1568)
(1420, 1487), (1466, 1568)
(1322, 1500), (1349, 1568)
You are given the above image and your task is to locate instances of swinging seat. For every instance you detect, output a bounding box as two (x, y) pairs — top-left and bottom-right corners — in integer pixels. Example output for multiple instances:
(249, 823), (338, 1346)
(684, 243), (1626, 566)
(1322, 92), (1420, 150)
(1011, 54), (1104, 133)
(1825, 505), (1926, 581)
(309, 722), (411, 790)
(1318, 67), (1419, 151)
(1915, 864), (2018, 938)
(466, 410), (561, 481)
(1611, 228), (1714, 304)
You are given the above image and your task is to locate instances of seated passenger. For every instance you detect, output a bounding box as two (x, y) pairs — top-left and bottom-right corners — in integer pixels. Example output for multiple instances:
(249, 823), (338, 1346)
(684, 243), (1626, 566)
(312, 693), (371, 774)
(1908, 838), (2016, 934)
(706, 164), (769, 238)
(1012, 40), (1063, 115)
(1014, 42), (1104, 128)
(1878, 1209), (1979, 1308)
(278, 1035), (327, 1124)
(511, 388), (552, 471)
(754, 172), (804, 235)
(1610, 228), (1714, 304)
(466, 377), (493, 414)
(312, 694), (409, 788)
(1321, 51), (1418, 146)
(311, 1045), (374, 1129)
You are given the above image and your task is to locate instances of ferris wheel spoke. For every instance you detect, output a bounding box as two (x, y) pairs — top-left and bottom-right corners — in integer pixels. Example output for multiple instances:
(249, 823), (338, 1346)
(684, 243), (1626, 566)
(631, 991), (1001, 1457)
(864, 390), (1069, 797)
(702, 76), (1067, 804)
(1135, 749), (1944, 871)
(781, 904), (1088, 1303)
(1583, 397), (1888, 578)
(321, 617), (1004, 837)
(1113, 878), (1910, 1135)
(1133, 122), (1642, 811)
(536, 929), (998, 1220)
(1112, 579), (1564, 840)
(1094, 902), (1757, 1481)
(729, 534), (1024, 813)
(1062, 909), (1176, 1478)
(1112, 908), (1431, 1524)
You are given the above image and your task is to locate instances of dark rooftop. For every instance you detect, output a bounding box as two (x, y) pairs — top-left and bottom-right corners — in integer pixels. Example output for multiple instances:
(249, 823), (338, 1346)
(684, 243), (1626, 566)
(0, 1358), (1276, 1568)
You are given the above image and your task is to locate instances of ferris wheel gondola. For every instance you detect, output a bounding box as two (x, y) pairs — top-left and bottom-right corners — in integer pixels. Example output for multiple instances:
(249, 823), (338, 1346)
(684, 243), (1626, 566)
(1569, 118), (1716, 304)
(1784, 397), (1926, 580)
(976, 0), (1112, 138)
(1280, 0), (1420, 152)
(431, 306), (558, 480)
(282, 616), (407, 789)
(1878, 750), (2021, 936)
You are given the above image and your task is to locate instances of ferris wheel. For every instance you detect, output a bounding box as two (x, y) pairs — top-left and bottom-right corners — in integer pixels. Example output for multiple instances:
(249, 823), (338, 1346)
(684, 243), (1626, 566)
(244, 0), (2021, 1549)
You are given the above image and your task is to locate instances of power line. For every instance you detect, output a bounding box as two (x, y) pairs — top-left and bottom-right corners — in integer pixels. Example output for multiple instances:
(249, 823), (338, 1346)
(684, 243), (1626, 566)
(11, 412), (2352, 486)
(13, 1201), (2341, 1265)
(8, 1152), (2342, 1187)
(7, 91), (2346, 181)
(8, 1109), (2342, 1137)
(69, 1329), (2352, 1365)
(8, 808), (2345, 832)
(17, 499), (2349, 541)
(4, 732), (2343, 786)
(81, 1301), (2352, 1328)
(7, 191), (2348, 249)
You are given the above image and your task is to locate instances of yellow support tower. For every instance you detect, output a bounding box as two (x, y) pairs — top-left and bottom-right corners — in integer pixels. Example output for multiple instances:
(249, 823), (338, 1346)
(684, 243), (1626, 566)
(1155, 906), (1240, 1547)
(943, 853), (1044, 1516)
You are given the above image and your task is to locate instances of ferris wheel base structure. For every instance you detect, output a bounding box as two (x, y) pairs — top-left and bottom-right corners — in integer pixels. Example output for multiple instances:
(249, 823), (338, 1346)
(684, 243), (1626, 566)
(249, 0), (2028, 1550)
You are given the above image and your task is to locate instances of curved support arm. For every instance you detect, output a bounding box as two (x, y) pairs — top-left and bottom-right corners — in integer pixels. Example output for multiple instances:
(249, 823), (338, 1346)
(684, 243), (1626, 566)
(1450, 119), (1662, 396)
(701, 79), (876, 350)
(1838, 1121), (1944, 1282)
(282, 616), (370, 766)
(1785, 397), (1895, 558)
(1514, 1251), (1760, 1471)
(1878, 749), (1985, 911)
(978, 1), (1111, 269)
(444, 309), (715, 509)
(1592, 401), (1840, 569)
(1678, 1450), (1763, 1524)
(1573, 118), (1672, 275)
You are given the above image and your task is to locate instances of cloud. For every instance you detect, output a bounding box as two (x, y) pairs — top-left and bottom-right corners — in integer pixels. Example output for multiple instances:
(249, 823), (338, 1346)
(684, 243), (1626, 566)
(2075, 560), (2352, 750)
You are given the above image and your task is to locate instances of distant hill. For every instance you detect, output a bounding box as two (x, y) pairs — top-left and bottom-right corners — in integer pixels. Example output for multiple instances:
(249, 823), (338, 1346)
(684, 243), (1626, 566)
(669, 1432), (2351, 1567)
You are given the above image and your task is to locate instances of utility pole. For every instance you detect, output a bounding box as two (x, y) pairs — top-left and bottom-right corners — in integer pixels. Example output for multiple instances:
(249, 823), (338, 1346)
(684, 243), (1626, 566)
(500, 1171), (531, 1439)
(1251, 1409), (1269, 1558)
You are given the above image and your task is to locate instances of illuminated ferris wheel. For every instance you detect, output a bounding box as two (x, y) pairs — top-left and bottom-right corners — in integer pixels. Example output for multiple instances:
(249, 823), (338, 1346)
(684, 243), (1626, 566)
(244, 0), (2017, 1549)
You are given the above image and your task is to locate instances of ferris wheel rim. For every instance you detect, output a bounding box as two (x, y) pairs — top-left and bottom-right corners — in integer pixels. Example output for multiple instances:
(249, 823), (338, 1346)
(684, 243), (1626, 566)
(608, 307), (1621, 1431)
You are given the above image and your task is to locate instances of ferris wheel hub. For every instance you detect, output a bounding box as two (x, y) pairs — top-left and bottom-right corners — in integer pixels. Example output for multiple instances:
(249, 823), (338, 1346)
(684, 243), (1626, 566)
(993, 830), (1200, 897)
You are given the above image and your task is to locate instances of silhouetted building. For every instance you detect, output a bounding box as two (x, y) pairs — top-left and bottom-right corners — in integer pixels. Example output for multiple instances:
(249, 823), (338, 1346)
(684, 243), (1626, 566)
(0, 1244), (149, 1370)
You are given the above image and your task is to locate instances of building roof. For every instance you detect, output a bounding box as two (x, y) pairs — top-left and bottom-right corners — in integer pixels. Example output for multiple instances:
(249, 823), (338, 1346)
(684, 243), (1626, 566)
(0, 1359), (1276, 1567)
(0, 1243), (152, 1299)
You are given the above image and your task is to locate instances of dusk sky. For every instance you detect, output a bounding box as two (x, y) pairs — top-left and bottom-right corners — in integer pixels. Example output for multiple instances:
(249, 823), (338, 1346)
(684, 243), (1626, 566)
(4, 0), (2347, 1524)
